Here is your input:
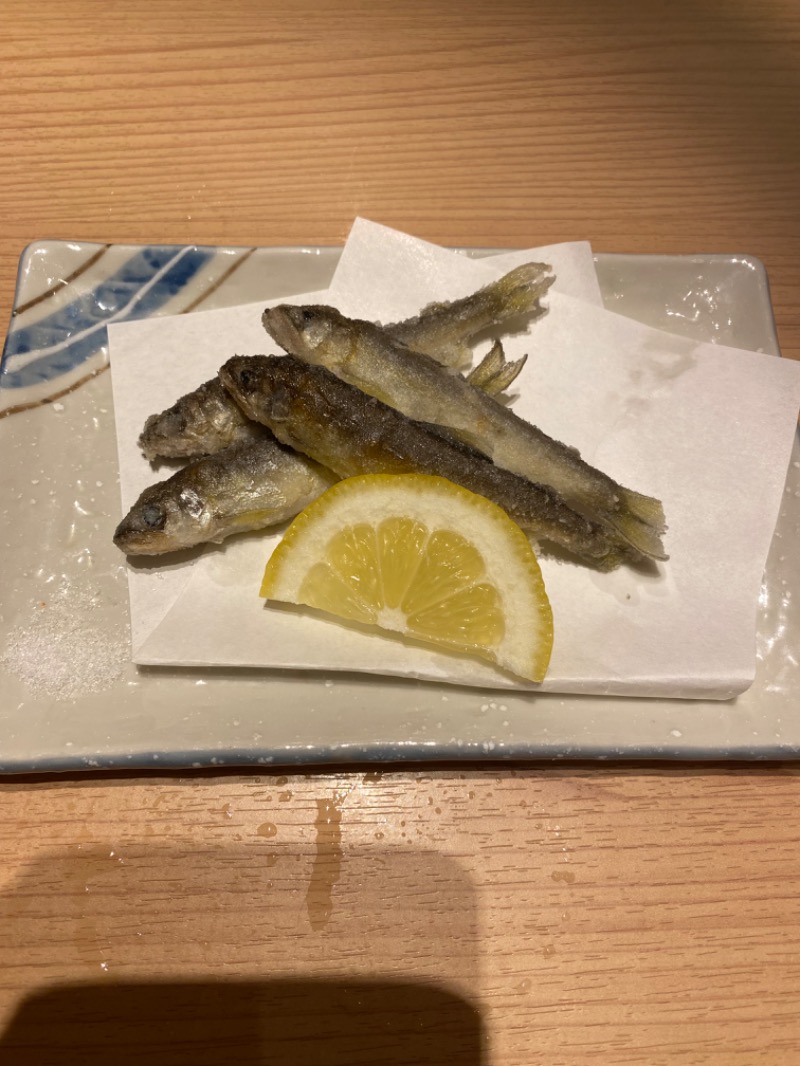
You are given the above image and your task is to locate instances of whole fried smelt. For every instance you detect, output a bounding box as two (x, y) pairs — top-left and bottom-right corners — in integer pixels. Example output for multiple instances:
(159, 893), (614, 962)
(138, 264), (553, 460)
(138, 351), (524, 465)
(138, 377), (270, 461)
(220, 355), (625, 570)
(114, 436), (338, 555)
(385, 262), (554, 369)
(263, 304), (667, 561)
(137, 342), (521, 462)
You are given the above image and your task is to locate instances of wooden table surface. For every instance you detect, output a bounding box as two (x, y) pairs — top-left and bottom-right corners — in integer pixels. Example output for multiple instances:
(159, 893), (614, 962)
(1, 2), (799, 1062)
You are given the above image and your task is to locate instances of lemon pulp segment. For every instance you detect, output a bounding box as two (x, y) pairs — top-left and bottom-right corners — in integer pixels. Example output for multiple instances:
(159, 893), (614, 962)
(260, 474), (553, 682)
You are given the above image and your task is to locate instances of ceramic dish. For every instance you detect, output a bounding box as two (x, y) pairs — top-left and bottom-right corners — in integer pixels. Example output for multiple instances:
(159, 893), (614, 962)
(1, 242), (798, 771)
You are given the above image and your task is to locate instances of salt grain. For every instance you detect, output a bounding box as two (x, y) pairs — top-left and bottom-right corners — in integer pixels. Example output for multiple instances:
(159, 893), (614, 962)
(1, 582), (129, 701)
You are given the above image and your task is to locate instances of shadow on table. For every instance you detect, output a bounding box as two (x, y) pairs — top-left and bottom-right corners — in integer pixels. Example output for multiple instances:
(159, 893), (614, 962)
(0, 978), (483, 1065)
(0, 840), (483, 1065)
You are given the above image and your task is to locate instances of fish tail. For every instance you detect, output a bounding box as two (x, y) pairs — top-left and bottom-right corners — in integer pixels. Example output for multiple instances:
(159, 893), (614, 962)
(604, 500), (669, 562)
(620, 486), (667, 532)
(386, 262), (552, 368)
(483, 352), (528, 397)
(490, 262), (555, 317)
(467, 340), (504, 388)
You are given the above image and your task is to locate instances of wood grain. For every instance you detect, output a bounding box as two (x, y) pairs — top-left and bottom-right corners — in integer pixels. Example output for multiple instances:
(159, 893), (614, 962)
(1, 2), (800, 1063)
(2, 0), (799, 355)
(1, 766), (800, 1064)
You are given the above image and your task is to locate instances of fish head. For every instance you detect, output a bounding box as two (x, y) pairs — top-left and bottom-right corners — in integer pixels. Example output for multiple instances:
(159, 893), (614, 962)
(221, 355), (299, 424)
(262, 305), (348, 367)
(113, 480), (209, 555)
(137, 406), (193, 460)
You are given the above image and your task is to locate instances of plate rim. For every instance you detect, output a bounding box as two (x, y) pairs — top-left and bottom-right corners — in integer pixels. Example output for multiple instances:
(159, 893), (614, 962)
(1, 241), (797, 772)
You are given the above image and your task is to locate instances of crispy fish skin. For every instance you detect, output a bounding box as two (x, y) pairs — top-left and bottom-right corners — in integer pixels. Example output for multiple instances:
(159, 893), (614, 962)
(138, 377), (270, 461)
(138, 343), (520, 462)
(220, 355), (624, 569)
(114, 436), (337, 555)
(262, 304), (667, 561)
(385, 262), (554, 369)
(137, 267), (551, 461)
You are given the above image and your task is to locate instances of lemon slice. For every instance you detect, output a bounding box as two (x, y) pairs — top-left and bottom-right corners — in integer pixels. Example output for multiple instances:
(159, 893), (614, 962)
(260, 473), (554, 682)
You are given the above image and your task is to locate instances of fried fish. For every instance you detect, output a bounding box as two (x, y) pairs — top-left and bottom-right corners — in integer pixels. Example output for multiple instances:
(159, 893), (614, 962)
(114, 435), (337, 555)
(220, 355), (624, 570)
(263, 304), (667, 561)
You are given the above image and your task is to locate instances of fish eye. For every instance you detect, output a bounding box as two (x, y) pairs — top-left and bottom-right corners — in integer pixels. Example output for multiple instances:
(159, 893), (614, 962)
(300, 308), (317, 323)
(238, 368), (254, 390)
(141, 503), (166, 530)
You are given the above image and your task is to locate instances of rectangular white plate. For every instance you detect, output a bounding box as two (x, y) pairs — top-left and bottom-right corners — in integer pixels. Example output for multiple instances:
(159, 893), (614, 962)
(1, 242), (798, 771)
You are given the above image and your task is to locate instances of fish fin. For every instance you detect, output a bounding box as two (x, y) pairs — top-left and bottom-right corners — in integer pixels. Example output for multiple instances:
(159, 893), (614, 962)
(481, 354), (528, 397)
(466, 341), (504, 389)
(466, 341), (528, 397)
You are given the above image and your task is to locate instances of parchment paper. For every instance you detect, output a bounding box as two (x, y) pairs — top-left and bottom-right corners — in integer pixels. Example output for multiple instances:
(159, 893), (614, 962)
(108, 223), (800, 697)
